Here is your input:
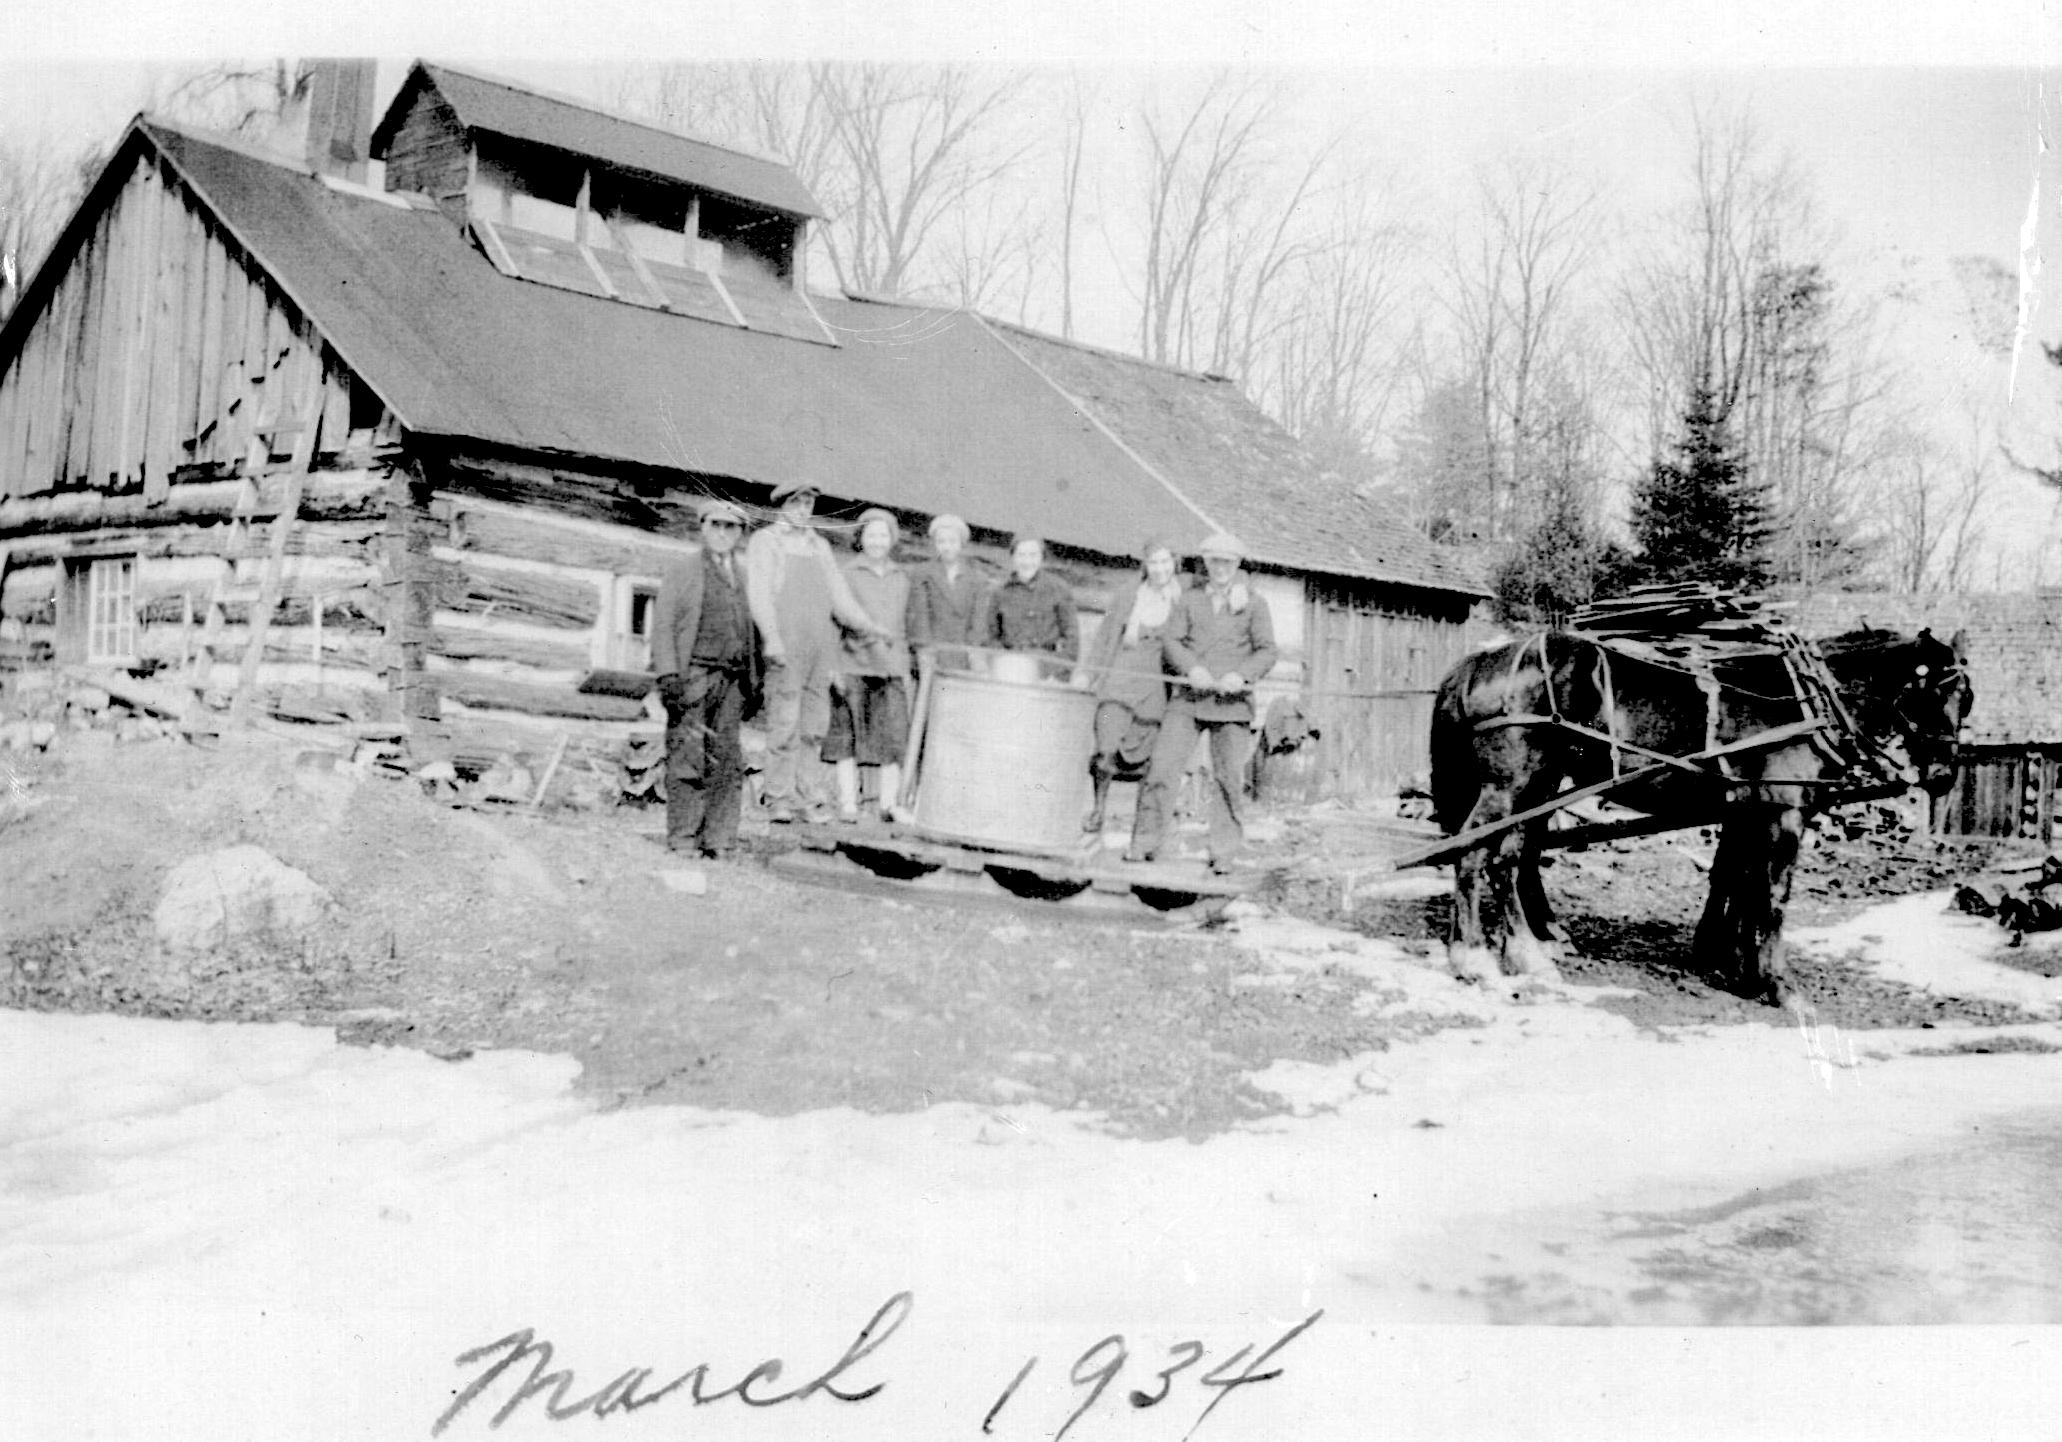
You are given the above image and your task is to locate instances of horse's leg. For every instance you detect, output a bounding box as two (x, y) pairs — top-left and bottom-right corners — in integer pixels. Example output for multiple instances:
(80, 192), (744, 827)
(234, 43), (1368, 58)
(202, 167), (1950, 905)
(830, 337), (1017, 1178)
(1514, 823), (1571, 958)
(1691, 815), (1745, 970)
(1693, 806), (1801, 1007)
(1504, 834), (1566, 981)
(1448, 786), (1512, 987)
(1747, 805), (1808, 1008)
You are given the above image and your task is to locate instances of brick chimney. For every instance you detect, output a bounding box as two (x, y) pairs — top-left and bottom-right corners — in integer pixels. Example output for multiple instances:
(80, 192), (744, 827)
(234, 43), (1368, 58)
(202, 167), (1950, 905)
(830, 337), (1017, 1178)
(285, 59), (377, 183)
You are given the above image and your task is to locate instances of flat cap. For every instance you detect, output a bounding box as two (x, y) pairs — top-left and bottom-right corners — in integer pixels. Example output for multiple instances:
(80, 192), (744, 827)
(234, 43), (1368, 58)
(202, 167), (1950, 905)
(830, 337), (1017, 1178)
(770, 477), (821, 502)
(1196, 531), (1247, 560)
(700, 499), (747, 525)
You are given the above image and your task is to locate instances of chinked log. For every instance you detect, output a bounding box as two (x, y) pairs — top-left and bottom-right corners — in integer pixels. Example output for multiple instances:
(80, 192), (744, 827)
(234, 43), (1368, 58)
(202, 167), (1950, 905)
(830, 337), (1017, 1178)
(430, 624), (594, 672)
(429, 711), (650, 779)
(424, 555), (601, 629)
(428, 670), (648, 722)
(137, 592), (387, 629)
(445, 502), (691, 578)
(0, 470), (389, 535)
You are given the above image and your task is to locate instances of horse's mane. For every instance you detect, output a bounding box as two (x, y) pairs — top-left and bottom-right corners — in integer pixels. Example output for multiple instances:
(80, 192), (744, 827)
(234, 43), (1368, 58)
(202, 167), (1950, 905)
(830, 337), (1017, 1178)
(1815, 627), (1910, 658)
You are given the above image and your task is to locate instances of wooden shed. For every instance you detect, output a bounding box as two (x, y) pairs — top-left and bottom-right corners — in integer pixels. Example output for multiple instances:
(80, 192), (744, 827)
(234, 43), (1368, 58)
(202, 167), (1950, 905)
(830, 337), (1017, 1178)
(0, 61), (1483, 801)
(1788, 591), (2062, 842)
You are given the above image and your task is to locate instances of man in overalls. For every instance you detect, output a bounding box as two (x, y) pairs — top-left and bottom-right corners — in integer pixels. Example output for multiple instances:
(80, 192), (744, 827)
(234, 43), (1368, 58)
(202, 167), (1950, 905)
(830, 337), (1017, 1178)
(744, 480), (888, 823)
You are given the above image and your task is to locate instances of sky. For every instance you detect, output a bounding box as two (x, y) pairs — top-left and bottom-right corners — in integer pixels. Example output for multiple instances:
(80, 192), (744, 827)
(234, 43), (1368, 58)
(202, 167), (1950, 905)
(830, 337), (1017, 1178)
(7, 894), (2062, 1440)
(1, 0), (2059, 583)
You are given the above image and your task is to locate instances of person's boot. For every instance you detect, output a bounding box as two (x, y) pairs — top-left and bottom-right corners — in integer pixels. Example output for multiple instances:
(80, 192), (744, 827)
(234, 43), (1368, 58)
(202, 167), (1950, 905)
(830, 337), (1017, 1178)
(1084, 758), (1111, 833)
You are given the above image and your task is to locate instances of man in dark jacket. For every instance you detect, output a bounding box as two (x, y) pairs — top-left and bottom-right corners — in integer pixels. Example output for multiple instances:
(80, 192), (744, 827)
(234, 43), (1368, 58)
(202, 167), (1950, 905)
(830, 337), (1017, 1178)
(653, 500), (760, 857)
(1125, 532), (1277, 872)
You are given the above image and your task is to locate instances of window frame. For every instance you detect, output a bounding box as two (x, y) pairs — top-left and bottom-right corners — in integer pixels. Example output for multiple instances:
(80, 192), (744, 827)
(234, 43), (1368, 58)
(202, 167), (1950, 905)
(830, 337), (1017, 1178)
(59, 554), (140, 666)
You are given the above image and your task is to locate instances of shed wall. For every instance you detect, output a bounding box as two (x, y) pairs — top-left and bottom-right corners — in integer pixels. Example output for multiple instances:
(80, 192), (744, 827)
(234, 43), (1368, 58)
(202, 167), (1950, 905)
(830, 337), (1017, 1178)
(0, 147), (367, 502)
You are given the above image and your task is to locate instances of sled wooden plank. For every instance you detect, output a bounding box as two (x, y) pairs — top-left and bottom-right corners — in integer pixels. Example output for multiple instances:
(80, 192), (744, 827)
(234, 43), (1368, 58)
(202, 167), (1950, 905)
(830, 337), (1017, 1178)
(1393, 718), (1825, 870)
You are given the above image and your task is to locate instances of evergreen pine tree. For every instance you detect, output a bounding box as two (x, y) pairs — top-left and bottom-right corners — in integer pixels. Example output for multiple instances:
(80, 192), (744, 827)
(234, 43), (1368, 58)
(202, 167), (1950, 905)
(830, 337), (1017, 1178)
(1491, 489), (1604, 626)
(1627, 383), (1772, 590)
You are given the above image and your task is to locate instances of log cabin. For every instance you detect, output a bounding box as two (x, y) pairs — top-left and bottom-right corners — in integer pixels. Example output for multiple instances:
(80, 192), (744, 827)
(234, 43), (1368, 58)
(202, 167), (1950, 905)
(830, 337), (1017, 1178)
(0, 60), (1484, 801)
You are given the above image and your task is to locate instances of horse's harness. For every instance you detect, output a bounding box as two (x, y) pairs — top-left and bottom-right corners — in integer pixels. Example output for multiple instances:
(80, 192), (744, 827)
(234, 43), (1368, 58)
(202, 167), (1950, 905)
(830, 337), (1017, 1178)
(1473, 630), (1949, 798)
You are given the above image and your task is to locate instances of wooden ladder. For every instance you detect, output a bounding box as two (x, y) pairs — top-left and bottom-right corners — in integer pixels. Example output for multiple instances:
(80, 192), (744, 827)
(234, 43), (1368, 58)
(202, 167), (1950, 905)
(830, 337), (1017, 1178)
(186, 373), (324, 728)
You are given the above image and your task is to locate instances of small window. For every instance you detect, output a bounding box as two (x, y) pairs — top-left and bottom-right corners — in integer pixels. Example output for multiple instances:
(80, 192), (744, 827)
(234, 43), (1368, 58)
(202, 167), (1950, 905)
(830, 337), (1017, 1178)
(59, 555), (138, 665)
(607, 579), (660, 671)
(629, 588), (657, 644)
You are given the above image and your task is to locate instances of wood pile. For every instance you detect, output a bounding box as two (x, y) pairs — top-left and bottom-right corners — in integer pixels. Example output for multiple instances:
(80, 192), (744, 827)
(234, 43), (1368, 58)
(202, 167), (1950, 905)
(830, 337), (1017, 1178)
(1569, 583), (1795, 657)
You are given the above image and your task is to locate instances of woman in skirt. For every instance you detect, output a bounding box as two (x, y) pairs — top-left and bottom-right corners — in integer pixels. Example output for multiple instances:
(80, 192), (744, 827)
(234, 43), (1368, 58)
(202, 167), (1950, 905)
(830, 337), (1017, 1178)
(825, 507), (913, 821)
(1082, 539), (1186, 833)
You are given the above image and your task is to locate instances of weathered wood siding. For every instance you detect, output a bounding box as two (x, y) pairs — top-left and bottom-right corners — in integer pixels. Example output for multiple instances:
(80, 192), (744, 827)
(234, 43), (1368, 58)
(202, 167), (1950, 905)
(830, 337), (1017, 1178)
(1935, 746), (2062, 842)
(1301, 578), (1476, 801)
(0, 147), (365, 501)
(380, 88), (471, 222)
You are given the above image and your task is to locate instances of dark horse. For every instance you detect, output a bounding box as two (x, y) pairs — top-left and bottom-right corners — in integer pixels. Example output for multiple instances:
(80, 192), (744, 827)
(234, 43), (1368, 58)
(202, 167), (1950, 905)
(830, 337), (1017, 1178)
(1429, 627), (1971, 1005)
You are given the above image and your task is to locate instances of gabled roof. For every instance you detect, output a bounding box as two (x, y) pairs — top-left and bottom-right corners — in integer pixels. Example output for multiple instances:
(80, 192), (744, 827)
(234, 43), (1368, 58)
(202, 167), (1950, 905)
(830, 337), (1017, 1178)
(987, 321), (1486, 597)
(16, 118), (1481, 599)
(1786, 590), (2062, 745)
(370, 61), (825, 220)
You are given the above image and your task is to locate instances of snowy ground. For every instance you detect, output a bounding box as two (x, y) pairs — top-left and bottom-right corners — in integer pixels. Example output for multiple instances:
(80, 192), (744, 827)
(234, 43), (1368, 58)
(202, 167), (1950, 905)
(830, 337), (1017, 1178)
(5, 895), (2061, 1440)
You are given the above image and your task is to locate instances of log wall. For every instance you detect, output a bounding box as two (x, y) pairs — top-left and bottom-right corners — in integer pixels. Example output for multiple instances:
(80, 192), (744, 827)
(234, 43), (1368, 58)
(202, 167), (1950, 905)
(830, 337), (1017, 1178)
(0, 465), (398, 710)
(399, 460), (1309, 798)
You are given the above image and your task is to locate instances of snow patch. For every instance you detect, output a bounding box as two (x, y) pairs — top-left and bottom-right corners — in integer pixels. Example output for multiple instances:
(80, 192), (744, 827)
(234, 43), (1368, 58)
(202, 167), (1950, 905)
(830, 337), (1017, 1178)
(1791, 890), (2062, 1015)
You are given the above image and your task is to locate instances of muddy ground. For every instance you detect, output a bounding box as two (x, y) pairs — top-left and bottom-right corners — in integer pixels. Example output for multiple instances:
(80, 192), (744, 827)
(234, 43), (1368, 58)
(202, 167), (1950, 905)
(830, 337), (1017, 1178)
(0, 729), (2041, 1140)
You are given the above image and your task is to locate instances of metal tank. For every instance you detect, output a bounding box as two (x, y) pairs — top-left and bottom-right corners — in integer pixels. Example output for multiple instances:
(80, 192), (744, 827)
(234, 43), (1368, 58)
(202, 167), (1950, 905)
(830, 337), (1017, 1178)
(909, 666), (1097, 854)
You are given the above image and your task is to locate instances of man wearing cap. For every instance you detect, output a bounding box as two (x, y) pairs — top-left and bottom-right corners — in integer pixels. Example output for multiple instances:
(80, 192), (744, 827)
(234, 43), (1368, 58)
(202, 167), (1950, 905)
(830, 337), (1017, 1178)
(652, 500), (760, 857)
(1125, 532), (1277, 873)
(745, 480), (890, 823)
(905, 513), (987, 671)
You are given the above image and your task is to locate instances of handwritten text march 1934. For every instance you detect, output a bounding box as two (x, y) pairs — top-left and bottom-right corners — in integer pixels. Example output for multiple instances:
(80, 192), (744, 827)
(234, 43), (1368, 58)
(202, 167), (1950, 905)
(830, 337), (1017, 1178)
(430, 1293), (1324, 1439)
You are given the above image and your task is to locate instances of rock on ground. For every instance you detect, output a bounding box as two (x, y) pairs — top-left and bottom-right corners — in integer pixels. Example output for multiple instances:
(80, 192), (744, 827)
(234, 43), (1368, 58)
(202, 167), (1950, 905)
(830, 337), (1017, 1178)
(153, 844), (332, 954)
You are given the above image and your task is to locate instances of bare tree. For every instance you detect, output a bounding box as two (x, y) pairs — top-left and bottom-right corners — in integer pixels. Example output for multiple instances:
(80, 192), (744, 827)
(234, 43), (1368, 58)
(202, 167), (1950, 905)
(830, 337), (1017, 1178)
(1132, 72), (1279, 368)
(1438, 157), (1600, 539)
(0, 136), (96, 315)
(1879, 400), (1999, 593)
(144, 60), (298, 139)
(1615, 100), (1895, 589)
(603, 62), (1030, 304)
(1263, 177), (1420, 475)
(933, 189), (1047, 320)
(1056, 72), (1096, 340)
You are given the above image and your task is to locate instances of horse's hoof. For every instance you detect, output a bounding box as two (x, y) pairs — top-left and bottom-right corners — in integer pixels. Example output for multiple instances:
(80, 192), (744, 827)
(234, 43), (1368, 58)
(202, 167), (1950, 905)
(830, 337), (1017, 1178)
(1447, 944), (1503, 987)
(1506, 933), (1562, 979)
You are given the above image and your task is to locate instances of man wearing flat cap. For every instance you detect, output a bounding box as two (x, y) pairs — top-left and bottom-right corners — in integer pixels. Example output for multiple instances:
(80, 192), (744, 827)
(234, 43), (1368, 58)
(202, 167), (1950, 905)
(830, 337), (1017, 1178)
(1126, 531), (1277, 873)
(652, 499), (761, 857)
(744, 479), (891, 823)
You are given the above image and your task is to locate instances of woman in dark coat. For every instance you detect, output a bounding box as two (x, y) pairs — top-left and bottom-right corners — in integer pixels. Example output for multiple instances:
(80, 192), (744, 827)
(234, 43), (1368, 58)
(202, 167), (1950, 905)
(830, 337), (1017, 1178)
(1082, 539), (1185, 833)
(904, 512), (987, 672)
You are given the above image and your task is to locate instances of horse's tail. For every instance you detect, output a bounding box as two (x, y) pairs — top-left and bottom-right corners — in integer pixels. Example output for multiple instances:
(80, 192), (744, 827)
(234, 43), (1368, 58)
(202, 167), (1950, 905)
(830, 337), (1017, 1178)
(1430, 650), (1489, 836)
